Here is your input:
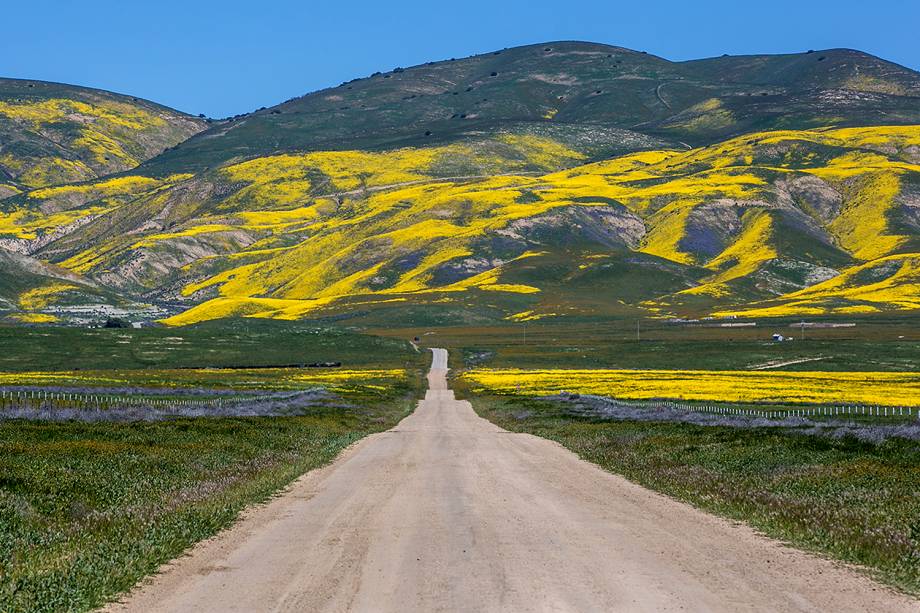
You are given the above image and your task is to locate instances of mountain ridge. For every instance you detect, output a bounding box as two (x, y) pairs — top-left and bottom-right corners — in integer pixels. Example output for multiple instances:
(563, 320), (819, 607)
(0, 41), (918, 326)
(138, 42), (920, 174)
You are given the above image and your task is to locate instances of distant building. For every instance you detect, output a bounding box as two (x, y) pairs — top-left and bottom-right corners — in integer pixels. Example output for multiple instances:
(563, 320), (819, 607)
(772, 333), (785, 342)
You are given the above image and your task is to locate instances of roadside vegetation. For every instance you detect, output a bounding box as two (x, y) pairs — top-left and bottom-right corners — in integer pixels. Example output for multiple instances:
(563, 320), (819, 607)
(465, 388), (920, 596)
(0, 321), (424, 613)
(0, 370), (420, 613)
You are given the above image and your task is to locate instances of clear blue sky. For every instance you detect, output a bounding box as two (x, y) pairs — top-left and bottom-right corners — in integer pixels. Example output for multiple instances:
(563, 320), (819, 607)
(3, 0), (918, 118)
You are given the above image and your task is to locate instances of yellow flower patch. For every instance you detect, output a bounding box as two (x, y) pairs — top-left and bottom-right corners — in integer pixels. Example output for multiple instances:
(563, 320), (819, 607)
(463, 368), (920, 407)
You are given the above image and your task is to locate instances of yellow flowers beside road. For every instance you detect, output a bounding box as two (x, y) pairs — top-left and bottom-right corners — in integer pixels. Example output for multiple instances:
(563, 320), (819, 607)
(290, 369), (410, 394)
(462, 369), (920, 407)
(0, 368), (410, 397)
(0, 371), (127, 386)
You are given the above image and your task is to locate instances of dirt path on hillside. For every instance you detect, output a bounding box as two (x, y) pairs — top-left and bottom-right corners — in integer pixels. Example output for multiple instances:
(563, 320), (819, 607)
(748, 356), (829, 370)
(105, 349), (915, 612)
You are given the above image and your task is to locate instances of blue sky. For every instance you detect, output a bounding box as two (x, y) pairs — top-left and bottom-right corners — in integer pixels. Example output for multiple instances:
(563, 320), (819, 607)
(3, 0), (918, 118)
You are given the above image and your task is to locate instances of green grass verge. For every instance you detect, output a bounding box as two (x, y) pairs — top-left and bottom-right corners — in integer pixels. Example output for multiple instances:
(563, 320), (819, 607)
(384, 315), (920, 372)
(468, 391), (920, 597)
(0, 375), (420, 613)
(0, 319), (419, 371)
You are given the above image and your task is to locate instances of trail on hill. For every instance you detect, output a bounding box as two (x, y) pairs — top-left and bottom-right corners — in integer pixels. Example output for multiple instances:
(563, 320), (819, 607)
(107, 349), (914, 612)
(314, 170), (543, 201)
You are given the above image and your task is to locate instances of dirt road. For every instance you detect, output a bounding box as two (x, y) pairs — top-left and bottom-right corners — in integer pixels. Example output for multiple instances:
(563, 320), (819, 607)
(108, 349), (915, 612)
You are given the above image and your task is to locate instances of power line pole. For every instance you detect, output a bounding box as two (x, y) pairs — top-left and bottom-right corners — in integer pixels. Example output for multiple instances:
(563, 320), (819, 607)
(636, 318), (641, 342)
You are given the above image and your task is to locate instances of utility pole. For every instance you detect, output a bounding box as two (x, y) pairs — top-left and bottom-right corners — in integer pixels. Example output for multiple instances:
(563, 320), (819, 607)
(636, 318), (641, 342)
(522, 323), (526, 345)
(800, 320), (806, 341)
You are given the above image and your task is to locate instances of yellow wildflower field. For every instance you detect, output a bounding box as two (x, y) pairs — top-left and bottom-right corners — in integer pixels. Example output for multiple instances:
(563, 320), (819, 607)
(0, 368), (410, 397)
(462, 369), (920, 407)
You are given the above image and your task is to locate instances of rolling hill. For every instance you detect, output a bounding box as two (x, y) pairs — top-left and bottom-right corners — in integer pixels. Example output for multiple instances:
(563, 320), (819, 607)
(1, 42), (918, 326)
(141, 42), (920, 173)
(0, 78), (206, 195)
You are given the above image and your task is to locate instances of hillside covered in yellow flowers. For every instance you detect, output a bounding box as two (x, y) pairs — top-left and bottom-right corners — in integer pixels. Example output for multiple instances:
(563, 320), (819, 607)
(2, 125), (917, 325)
(1, 43), (918, 326)
(0, 78), (205, 196)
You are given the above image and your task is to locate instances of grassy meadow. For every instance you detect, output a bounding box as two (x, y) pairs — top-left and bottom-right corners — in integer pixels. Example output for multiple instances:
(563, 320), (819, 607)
(0, 318), (421, 371)
(0, 322), (425, 613)
(368, 314), (920, 372)
(376, 313), (920, 371)
(0, 401), (415, 612)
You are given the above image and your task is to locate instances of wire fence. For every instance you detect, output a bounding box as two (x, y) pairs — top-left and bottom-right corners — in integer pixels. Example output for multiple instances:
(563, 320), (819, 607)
(0, 389), (282, 411)
(548, 393), (920, 443)
(649, 400), (919, 421)
(0, 387), (335, 421)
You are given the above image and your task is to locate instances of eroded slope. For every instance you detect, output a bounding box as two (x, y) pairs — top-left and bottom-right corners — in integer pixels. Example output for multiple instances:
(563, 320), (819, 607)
(2, 126), (917, 324)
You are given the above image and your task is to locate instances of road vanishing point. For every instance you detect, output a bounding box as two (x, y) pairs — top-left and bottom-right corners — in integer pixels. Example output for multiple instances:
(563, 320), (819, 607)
(108, 349), (915, 612)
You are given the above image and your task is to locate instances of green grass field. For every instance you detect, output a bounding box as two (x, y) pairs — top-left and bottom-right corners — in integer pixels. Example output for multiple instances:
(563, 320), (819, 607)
(376, 314), (920, 371)
(467, 391), (920, 596)
(1, 414), (404, 612)
(0, 323), (424, 613)
(0, 318), (421, 371)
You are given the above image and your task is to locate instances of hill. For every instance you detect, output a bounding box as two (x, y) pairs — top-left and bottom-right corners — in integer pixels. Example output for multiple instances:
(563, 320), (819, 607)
(0, 78), (206, 194)
(0, 249), (148, 324)
(141, 42), (920, 174)
(0, 42), (918, 326)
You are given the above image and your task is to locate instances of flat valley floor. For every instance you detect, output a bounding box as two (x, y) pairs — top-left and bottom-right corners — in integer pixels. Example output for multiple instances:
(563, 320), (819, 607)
(107, 349), (916, 612)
